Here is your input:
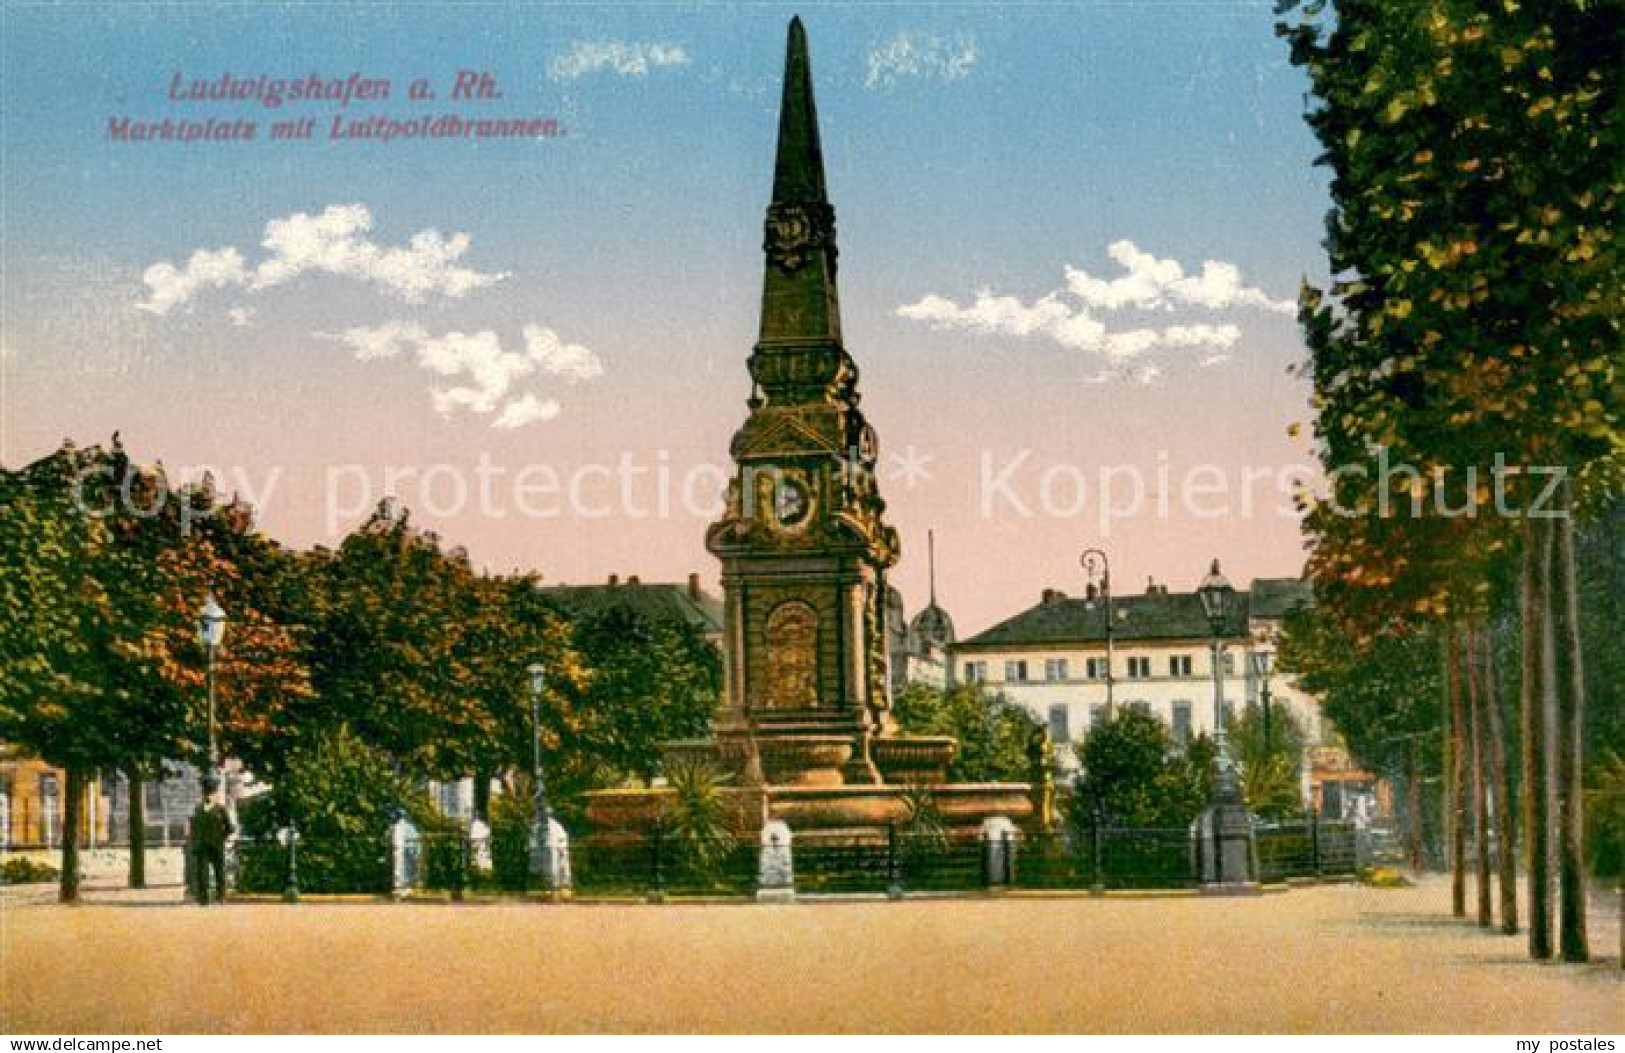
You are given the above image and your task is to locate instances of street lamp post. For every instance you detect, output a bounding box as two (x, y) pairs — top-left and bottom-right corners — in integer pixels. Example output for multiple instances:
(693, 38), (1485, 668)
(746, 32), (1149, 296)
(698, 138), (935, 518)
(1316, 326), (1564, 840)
(1196, 558), (1258, 892)
(1079, 548), (1115, 718)
(525, 661), (571, 891)
(1250, 646), (1274, 759)
(527, 663), (549, 821)
(1196, 560), (1241, 803)
(197, 594), (228, 788)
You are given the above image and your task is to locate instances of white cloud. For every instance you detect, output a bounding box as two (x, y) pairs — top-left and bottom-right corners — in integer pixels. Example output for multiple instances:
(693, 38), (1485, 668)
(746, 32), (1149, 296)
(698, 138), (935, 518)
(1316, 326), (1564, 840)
(549, 40), (690, 80)
(866, 31), (979, 90)
(494, 393), (562, 429)
(227, 306), (257, 328)
(1064, 240), (1294, 314)
(523, 324), (603, 381)
(895, 290), (1068, 337)
(895, 241), (1288, 383)
(138, 204), (507, 315)
(140, 248), (247, 316)
(323, 321), (602, 428)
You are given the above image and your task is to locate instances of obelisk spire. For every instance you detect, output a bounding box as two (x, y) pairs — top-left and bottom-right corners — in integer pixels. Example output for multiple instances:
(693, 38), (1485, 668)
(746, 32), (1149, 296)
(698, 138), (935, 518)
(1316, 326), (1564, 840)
(757, 16), (842, 354)
(772, 16), (828, 205)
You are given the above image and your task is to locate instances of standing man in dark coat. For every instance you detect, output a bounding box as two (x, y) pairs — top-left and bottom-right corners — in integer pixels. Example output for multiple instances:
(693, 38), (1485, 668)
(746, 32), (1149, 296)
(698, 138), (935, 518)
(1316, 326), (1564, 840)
(188, 776), (235, 905)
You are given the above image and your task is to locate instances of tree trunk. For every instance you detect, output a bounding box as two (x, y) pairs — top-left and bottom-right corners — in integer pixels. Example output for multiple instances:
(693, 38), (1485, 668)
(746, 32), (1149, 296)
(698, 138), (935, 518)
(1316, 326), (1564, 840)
(1551, 482), (1588, 962)
(1521, 510), (1556, 959)
(1477, 623), (1518, 935)
(126, 769), (146, 890)
(59, 765), (84, 904)
(1406, 740), (1425, 875)
(1448, 628), (1467, 918)
(1466, 624), (1492, 927)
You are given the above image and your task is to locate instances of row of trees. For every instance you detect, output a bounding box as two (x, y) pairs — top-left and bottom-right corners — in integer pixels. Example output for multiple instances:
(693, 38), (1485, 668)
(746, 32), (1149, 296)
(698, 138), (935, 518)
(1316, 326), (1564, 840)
(1274, 0), (1622, 962)
(0, 438), (720, 902)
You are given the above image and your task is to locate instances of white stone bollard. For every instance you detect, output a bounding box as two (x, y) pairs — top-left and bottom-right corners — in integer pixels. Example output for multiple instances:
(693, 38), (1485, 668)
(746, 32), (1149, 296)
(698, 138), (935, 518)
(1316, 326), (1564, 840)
(531, 815), (571, 893)
(981, 816), (1019, 886)
(468, 819), (493, 873)
(757, 820), (795, 903)
(389, 815), (421, 896)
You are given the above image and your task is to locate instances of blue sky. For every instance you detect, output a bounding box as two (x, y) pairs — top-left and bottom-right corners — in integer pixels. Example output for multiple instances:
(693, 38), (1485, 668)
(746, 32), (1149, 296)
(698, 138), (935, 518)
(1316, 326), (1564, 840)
(1, 2), (1333, 631)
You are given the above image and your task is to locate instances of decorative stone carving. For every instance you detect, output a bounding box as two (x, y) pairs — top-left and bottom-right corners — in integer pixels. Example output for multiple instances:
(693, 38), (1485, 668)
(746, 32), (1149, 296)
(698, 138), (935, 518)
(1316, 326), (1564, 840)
(764, 202), (835, 272)
(763, 601), (819, 709)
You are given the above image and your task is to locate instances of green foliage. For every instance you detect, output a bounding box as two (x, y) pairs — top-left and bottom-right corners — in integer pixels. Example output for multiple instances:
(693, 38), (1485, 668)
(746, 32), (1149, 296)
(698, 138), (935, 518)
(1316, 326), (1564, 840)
(891, 682), (1044, 783)
(659, 755), (737, 885)
(304, 503), (501, 781)
(1277, 603), (1444, 783)
(898, 779), (949, 857)
(565, 605), (720, 790)
(239, 725), (435, 894)
(487, 785), (536, 892)
(1228, 700), (1308, 820)
(1072, 708), (1212, 829)
(1585, 748), (1625, 885)
(0, 856), (60, 885)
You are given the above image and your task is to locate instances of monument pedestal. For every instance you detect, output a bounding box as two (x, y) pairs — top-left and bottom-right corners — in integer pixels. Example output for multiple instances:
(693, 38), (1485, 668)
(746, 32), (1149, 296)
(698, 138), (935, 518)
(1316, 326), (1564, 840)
(1196, 802), (1260, 895)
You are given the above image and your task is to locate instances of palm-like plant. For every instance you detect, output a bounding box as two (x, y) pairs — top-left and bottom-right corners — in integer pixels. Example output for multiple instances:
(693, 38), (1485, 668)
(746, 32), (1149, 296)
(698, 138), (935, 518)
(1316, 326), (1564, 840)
(661, 756), (737, 884)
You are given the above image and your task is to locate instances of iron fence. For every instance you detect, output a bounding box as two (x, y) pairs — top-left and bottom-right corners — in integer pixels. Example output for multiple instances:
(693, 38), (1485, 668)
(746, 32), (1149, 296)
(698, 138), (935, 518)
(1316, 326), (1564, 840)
(1255, 814), (1358, 882)
(573, 830), (756, 897)
(1016, 826), (1198, 891)
(221, 814), (1359, 899)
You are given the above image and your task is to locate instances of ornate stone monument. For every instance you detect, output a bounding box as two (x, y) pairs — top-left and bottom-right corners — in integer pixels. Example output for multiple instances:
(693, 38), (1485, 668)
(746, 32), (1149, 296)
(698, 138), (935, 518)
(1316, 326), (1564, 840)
(588, 18), (1032, 846)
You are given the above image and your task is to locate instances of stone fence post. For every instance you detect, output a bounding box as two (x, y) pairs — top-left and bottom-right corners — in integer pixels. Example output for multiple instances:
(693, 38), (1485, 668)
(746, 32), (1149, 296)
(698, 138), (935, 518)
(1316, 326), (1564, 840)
(757, 820), (794, 903)
(469, 819), (493, 873)
(389, 814), (421, 898)
(532, 815), (572, 893)
(981, 816), (1019, 887)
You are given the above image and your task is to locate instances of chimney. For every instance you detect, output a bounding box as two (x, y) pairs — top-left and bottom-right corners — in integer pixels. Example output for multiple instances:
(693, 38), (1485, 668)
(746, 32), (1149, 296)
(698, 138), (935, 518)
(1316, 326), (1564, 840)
(1085, 582), (1098, 601)
(628, 574), (641, 586)
(688, 573), (702, 599)
(607, 573), (620, 586)
(1146, 576), (1158, 595)
(1041, 588), (1056, 604)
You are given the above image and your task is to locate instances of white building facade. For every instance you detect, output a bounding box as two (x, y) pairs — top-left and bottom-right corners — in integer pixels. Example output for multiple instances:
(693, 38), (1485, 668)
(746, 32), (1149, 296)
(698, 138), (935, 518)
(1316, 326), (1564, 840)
(949, 571), (1322, 779)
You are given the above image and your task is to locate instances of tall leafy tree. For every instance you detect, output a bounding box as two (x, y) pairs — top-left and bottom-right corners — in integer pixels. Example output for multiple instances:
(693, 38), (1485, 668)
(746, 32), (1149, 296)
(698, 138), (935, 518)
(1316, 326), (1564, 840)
(565, 605), (720, 793)
(1279, 0), (1622, 959)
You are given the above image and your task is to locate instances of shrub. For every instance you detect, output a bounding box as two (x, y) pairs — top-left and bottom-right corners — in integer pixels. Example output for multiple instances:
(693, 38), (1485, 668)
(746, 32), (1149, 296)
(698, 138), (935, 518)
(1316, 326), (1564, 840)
(0, 856), (59, 885)
(237, 726), (436, 894)
(489, 788), (536, 892)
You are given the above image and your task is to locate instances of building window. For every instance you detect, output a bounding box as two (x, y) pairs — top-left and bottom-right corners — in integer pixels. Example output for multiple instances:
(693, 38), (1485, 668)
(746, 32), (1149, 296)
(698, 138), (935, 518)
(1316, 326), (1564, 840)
(1126, 656), (1151, 679)
(1128, 700), (1152, 717)
(1222, 651), (1237, 675)
(964, 661), (987, 684)
(1085, 657), (1108, 680)
(1089, 704), (1109, 730)
(1044, 658), (1069, 682)
(1172, 701), (1192, 747)
(1169, 655), (1193, 678)
(1004, 659), (1029, 683)
(1048, 704), (1070, 744)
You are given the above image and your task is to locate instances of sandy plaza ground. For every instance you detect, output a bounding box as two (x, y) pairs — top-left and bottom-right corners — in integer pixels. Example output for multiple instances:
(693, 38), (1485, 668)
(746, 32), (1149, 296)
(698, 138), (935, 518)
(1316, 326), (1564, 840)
(2, 875), (1620, 1034)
